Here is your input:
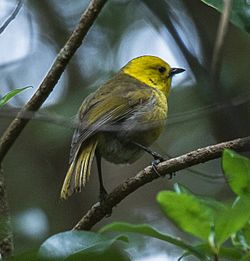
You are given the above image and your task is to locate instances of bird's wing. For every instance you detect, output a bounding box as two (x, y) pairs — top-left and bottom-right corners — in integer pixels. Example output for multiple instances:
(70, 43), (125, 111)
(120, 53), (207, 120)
(69, 85), (154, 163)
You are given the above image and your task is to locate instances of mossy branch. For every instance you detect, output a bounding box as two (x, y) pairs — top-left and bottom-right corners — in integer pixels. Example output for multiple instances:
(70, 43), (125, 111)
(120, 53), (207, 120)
(73, 136), (250, 230)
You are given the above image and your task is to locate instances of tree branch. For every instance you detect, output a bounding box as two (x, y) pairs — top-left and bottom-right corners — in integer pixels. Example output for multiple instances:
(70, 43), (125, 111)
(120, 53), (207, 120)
(0, 0), (107, 163)
(73, 136), (250, 231)
(0, 0), (23, 34)
(0, 0), (107, 257)
(0, 166), (13, 258)
(211, 0), (232, 85)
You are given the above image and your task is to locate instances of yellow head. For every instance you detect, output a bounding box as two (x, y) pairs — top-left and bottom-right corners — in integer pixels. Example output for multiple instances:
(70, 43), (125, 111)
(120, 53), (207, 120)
(122, 55), (185, 97)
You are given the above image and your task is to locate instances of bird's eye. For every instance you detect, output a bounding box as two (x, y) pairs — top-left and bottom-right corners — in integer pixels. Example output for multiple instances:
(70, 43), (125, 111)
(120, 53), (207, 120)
(158, 66), (166, 73)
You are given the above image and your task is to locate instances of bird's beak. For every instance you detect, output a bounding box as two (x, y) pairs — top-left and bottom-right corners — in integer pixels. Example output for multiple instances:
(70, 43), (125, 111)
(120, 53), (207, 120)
(169, 67), (185, 77)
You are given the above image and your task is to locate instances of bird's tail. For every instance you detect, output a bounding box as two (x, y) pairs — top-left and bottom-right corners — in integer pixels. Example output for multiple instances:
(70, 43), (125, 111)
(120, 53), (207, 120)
(60, 139), (98, 199)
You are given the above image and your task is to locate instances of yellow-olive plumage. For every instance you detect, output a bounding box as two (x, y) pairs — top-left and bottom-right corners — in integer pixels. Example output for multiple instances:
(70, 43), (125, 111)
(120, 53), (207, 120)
(61, 56), (184, 199)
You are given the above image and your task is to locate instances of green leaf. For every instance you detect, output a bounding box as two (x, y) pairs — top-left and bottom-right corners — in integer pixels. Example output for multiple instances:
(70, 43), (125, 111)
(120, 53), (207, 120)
(241, 222), (250, 247)
(201, 0), (250, 34)
(194, 243), (243, 260)
(7, 247), (129, 261)
(219, 246), (244, 261)
(214, 197), (250, 246)
(0, 87), (32, 108)
(100, 222), (207, 260)
(157, 191), (214, 241)
(66, 245), (130, 261)
(39, 231), (128, 260)
(157, 186), (250, 251)
(241, 252), (250, 261)
(174, 183), (226, 212)
(223, 149), (250, 196)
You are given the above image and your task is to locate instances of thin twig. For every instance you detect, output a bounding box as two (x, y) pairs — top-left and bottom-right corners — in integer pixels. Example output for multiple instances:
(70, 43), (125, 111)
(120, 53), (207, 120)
(0, 0), (23, 34)
(0, 0), (107, 163)
(211, 0), (232, 84)
(73, 136), (250, 230)
(1, 87), (250, 131)
(0, 166), (13, 258)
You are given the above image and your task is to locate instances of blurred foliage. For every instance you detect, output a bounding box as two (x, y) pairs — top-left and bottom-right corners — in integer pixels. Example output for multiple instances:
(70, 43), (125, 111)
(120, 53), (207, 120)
(101, 150), (250, 260)
(0, 0), (250, 260)
(201, 0), (250, 33)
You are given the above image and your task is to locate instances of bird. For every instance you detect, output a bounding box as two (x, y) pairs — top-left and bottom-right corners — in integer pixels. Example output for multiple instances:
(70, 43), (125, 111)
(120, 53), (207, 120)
(60, 55), (185, 200)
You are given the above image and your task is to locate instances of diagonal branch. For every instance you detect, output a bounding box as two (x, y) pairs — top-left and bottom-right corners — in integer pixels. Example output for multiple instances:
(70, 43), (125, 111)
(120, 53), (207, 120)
(73, 136), (250, 231)
(0, 0), (23, 35)
(0, 0), (107, 163)
(0, 0), (107, 257)
(211, 0), (232, 86)
(0, 166), (13, 258)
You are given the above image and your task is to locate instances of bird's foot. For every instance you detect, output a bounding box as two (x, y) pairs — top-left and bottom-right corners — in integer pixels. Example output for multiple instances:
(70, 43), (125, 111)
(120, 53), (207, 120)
(151, 153), (165, 176)
(151, 152), (165, 162)
(99, 188), (112, 217)
(150, 153), (176, 179)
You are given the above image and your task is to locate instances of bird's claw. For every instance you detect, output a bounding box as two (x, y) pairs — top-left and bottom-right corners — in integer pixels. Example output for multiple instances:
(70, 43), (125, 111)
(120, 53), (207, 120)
(151, 156), (176, 180)
(151, 158), (164, 176)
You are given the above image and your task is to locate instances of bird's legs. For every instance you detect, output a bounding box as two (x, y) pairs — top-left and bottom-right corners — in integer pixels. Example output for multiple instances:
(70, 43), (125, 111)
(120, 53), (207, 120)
(132, 141), (174, 178)
(95, 150), (108, 201)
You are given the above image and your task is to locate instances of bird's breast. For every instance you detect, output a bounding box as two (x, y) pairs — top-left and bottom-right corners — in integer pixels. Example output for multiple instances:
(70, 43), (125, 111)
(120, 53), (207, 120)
(97, 89), (168, 164)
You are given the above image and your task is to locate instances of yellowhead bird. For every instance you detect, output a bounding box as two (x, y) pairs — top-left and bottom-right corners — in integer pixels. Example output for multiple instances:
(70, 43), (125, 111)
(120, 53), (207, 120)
(60, 55), (184, 200)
